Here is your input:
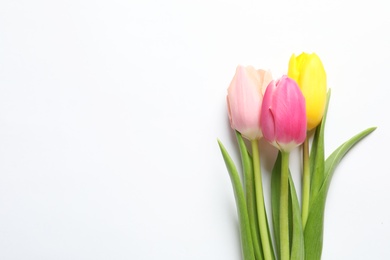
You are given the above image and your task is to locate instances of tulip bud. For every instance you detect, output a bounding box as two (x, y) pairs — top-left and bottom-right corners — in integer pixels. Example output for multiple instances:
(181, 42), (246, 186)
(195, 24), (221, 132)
(288, 53), (327, 130)
(227, 65), (272, 140)
(260, 76), (306, 152)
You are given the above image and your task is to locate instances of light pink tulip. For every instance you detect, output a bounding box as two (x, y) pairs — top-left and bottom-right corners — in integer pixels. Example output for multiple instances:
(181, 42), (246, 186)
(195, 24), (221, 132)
(227, 66), (272, 140)
(260, 75), (306, 152)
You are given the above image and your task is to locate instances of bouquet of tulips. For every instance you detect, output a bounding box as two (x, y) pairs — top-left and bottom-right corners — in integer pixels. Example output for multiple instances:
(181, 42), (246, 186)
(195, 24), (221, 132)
(218, 53), (375, 260)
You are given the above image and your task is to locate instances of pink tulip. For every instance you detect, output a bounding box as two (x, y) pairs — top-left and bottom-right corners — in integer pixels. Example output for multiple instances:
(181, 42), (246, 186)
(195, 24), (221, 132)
(260, 76), (306, 152)
(227, 66), (272, 140)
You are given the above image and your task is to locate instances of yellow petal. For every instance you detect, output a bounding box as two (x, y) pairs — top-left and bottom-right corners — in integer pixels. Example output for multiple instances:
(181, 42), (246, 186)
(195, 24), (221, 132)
(288, 52), (327, 130)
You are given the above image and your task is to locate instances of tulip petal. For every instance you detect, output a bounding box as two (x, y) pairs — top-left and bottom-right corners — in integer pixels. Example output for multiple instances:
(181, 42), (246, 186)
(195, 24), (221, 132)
(260, 76), (306, 152)
(227, 66), (272, 140)
(288, 52), (327, 130)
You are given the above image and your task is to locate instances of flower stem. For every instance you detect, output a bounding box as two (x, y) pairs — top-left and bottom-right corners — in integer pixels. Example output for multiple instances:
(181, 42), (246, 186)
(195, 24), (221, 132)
(302, 137), (310, 229)
(251, 140), (273, 260)
(280, 151), (290, 260)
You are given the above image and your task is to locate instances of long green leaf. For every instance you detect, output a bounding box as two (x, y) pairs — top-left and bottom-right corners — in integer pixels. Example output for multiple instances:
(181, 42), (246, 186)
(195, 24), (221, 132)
(322, 127), (376, 194)
(236, 132), (264, 260)
(218, 140), (255, 260)
(303, 193), (325, 260)
(288, 175), (304, 260)
(310, 90), (331, 199)
(304, 127), (376, 260)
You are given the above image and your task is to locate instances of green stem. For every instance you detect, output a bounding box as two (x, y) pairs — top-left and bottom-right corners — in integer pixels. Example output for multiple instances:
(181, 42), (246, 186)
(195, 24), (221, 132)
(302, 137), (310, 229)
(251, 140), (273, 260)
(246, 178), (263, 260)
(280, 151), (290, 260)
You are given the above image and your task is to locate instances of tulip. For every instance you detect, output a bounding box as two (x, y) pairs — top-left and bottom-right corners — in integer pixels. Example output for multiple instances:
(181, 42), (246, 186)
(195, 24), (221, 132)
(288, 52), (327, 229)
(227, 65), (272, 140)
(260, 75), (306, 152)
(227, 66), (275, 260)
(260, 76), (306, 260)
(288, 52), (327, 130)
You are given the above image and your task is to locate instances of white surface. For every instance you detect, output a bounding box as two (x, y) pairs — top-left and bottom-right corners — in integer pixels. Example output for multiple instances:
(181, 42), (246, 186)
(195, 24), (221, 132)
(0, 0), (389, 259)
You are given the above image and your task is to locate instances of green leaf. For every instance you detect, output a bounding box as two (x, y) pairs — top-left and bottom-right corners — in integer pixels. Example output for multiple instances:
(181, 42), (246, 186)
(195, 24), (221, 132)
(236, 132), (264, 260)
(309, 90), (331, 199)
(322, 127), (376, 194)
(288, 175), (304, 260)
(218, 140), (255, 260)
(303, 190), (326, 260)
(304, 127), (376, 260)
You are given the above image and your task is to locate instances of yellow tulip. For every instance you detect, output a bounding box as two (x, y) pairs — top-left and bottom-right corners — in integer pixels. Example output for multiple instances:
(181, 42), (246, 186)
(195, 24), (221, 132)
(288, 53), (327, 130)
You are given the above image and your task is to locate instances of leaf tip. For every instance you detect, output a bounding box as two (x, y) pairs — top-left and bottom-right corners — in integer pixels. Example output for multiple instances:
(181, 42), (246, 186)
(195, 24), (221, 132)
(217, 139), (225, 150)
(362, 126), (377, 136)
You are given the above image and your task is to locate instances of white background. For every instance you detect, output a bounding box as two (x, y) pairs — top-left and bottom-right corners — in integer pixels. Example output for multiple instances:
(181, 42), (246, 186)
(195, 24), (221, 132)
(0, 0), (389, 259)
